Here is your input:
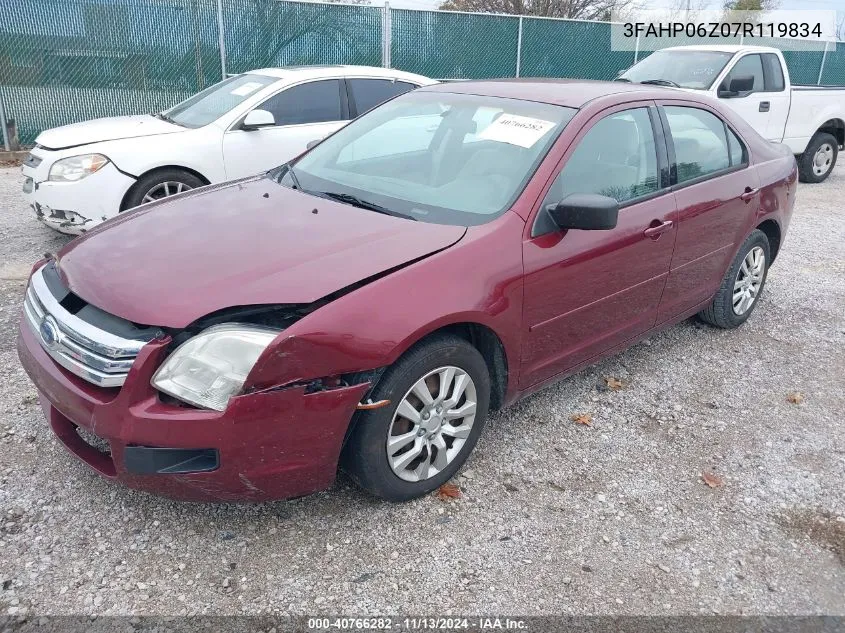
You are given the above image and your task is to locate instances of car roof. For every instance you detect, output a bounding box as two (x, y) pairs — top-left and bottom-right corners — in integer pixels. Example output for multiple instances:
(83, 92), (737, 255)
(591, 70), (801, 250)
(417, 78), (687, 109)
(248, 65), (437, 85)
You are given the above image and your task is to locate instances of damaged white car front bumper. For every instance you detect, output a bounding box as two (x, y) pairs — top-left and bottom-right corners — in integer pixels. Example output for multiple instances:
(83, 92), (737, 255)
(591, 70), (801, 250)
(22, 147), (136, 235)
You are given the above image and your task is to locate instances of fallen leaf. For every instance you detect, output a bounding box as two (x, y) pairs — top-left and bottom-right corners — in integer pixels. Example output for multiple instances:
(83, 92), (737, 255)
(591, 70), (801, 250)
(503, 482), (518, 493)
(436, 483), (462, 500)
(571, 413), (593, 426)
(786, 392), (804, 405)
(605, 377), (625, 391)
(702, 472), (724, 488)
(548, 481), (566, 492)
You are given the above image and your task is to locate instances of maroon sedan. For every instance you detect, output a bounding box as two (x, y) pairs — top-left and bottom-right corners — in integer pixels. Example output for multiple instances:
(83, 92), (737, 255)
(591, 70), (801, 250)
(18, 80), (796, 502)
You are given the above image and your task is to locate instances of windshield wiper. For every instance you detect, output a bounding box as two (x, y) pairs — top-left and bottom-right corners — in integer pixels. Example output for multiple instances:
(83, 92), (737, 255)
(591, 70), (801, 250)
(277, 162), (303, 190)
(614, 77), (632, 82)
(638, 79), (681, 87)
(317, 191), (416, 221)
(153, 112), (181, 125)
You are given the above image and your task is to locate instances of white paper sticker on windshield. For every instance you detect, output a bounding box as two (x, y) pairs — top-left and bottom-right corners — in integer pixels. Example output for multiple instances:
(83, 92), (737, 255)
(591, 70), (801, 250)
(230, 82), (264, 97)
(477, 114), (556, 148)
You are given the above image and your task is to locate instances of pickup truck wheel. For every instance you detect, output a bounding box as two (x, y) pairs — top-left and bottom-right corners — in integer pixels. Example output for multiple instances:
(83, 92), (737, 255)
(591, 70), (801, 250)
(341, 335), (490, 502)
(698, 229), (771, 329)
(123, 169), (205, 210)
(799, 132), (838, 183)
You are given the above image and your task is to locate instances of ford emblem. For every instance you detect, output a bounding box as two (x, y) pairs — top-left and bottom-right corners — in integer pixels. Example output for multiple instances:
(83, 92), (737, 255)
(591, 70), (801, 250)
(39, 316), (61, 350)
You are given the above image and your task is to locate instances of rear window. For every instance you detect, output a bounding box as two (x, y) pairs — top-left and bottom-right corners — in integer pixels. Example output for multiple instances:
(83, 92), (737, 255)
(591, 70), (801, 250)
(763, 54), (785, 91)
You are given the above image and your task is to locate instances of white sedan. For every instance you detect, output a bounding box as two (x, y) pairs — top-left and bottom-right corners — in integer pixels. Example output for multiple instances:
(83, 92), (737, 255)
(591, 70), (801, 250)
(22, 65), (436, 234)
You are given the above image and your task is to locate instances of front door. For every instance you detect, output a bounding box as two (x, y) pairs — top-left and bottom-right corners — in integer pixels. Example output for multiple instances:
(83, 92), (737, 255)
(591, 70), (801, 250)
(520, 104), (677, 388)
(222, 79), (348, 180)
(718, 53), (788, 142)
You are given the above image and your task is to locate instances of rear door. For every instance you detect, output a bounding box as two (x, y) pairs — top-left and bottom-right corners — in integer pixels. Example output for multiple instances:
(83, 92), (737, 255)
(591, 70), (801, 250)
(221, 79), (348, 179)
(520, 103), (677, 387)
(655, 102), (760, 322)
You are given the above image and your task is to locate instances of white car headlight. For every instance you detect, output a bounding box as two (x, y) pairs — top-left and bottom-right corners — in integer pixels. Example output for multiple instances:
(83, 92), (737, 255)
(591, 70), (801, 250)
(48, 154), (110, 182)
(151, 324), (279, 412)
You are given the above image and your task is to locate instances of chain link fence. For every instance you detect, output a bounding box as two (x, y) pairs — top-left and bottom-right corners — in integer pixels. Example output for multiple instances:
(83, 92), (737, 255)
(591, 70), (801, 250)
(1, 0), (844, 145)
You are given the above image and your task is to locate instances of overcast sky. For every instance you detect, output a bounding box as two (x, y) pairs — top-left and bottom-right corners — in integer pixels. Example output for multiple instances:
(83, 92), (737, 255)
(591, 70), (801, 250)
(381, 0), (844, 16)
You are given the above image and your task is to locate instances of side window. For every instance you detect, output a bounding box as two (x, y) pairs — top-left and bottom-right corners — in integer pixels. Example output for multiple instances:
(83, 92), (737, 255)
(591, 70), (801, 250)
(664, 106), (733, 183)
(762, 54), (785, 91)
(727, 127), (746, 167)
(257, 80), (342, 126)
(722, 54), (764, 95)
(348, 79), (416, 115)
(542, 108), (659, 206)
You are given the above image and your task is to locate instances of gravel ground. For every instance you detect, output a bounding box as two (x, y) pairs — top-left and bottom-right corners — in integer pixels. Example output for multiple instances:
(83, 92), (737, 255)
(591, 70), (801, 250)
(0, 164), (843, 617)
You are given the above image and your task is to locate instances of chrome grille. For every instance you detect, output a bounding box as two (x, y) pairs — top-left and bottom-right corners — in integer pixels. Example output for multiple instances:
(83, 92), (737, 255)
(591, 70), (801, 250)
(23, 265), (149, 388)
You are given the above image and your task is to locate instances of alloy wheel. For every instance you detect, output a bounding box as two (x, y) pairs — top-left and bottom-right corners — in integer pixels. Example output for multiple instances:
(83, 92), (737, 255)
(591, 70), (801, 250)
(142, 181), (192, 203)
(732, 246), (765, 315)
(386, 366), (477, 482)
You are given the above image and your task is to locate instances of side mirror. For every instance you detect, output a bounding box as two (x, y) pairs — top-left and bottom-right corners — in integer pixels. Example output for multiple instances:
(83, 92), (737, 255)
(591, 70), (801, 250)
(306, 138), (322, 150)
(718, 75), (754, 98)
(242, 109), (275, 130)
(547, 193), (619, 231)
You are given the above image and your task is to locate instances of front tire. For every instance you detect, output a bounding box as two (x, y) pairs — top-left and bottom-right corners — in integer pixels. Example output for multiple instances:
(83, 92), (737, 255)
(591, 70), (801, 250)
(341, 335), (490, 502)
(123, 168), (205, 210)
(698, 229), (771, 329)
(798, 132), (838, 183)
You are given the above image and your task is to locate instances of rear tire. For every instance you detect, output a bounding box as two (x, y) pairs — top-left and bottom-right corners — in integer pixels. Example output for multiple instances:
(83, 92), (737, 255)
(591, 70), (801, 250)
(341, 335), (490, 502)
(123, 168), (205, 210)
(798, 132), (838, 183)
(698, 229), (771, 329)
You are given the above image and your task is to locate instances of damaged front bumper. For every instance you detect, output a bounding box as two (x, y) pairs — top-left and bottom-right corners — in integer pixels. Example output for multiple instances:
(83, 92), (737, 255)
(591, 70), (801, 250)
(17, 320), (370, 502)
(22, 160), (136, 235)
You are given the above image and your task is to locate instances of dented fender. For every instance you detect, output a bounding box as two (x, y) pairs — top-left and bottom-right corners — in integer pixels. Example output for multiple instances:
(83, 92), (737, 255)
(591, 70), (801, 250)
(245, 212), (527, 401)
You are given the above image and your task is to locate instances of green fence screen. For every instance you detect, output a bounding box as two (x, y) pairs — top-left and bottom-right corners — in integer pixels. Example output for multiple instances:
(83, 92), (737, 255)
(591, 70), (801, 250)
(1, 0), (844, 144)
(391, 9), (519, 79)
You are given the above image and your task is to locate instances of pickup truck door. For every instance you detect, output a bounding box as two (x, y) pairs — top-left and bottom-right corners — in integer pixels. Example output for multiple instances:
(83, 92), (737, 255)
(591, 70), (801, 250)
(222, 79), (349, 180)
(718, 53), (788, 142)
(655, 102), (761, 322)
(718, 54), (770, 136)
(520, 104), (677, 388)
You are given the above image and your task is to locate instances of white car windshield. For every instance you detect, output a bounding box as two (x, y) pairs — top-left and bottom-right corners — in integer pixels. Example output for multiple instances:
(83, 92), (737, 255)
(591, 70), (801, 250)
(162, 74), (276, 128)
(621, 50), (734, 89)
(284, 91), (576, 226)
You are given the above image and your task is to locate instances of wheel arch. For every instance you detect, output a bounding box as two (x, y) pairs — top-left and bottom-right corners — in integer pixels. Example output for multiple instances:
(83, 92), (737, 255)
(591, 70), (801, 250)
(378, 321), (511, 412)
(755, 219), (782, 263)
(816, 118), (845, 147)
(120, 165), (211, 211)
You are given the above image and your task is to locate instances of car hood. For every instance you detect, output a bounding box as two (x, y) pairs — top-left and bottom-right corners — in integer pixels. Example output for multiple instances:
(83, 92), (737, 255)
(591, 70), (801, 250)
(36, 114), (184, 150)
(54, 177), (467, 328)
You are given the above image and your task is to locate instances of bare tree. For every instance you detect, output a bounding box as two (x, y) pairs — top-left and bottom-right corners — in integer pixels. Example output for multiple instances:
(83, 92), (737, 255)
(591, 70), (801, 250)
(721, 0), (778, 23)
(438, 0), (634, 22)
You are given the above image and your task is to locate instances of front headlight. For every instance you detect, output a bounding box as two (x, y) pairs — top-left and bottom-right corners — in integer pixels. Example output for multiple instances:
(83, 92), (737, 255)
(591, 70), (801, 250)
(48, 154), (109, 182)
(151, 324), (279, 411)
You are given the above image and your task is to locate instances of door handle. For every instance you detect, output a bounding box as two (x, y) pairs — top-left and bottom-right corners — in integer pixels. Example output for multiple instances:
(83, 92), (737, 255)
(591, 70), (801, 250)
(759, 101), (770, 112)
(740, 186), (759, 202)
(643, 220), (673, 239)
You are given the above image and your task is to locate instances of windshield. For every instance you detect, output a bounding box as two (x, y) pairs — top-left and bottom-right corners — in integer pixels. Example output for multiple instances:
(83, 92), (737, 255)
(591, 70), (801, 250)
(163, 74), (277, 128)
(621, 50), (734, 89)
(285, 92), (576, 226)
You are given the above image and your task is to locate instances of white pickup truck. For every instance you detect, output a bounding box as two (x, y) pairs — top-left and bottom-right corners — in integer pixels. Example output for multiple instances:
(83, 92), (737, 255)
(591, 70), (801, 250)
(620, 45), (845, 182)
